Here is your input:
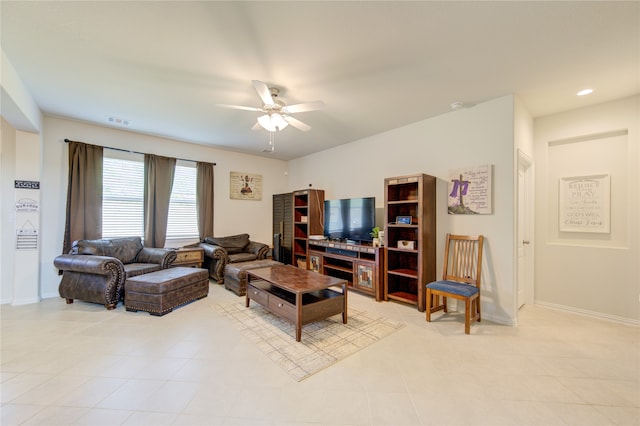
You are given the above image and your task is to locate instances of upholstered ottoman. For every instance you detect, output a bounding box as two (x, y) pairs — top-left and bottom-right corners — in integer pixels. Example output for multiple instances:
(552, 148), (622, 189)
(125, 267), (209, 316)
(224, 259), (283, 296)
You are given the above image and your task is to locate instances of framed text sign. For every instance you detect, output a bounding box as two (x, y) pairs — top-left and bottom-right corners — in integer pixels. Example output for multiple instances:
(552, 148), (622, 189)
(448, 164), (493, 214)
(230, 172), (262, 200)
(559, 174), (610, 233)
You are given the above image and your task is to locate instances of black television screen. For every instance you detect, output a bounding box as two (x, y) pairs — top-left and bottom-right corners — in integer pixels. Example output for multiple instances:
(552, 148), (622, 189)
(324, 197), (375, 242)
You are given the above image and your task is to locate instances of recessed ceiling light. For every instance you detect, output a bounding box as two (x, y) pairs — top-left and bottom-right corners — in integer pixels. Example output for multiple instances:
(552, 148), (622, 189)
(577, 89), (593, 96)
(449, 101), (476, 110)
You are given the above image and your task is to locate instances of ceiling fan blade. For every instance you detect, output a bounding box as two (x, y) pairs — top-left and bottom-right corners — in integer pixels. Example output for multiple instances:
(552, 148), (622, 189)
(283, 100), (325, 114)
(251, 122), (262, 131)
(217, 104), (263, 112)
(252, 80), (274, 105)
(284, 115), (311, 132)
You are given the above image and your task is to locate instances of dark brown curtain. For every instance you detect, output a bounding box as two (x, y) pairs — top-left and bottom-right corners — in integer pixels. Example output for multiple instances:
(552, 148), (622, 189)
(62, 141), (103, 254)
(143, 154), (176, 248)
(196, 162), (214, 240)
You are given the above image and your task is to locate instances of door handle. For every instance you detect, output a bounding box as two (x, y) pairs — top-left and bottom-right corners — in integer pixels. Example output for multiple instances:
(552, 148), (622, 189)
(522, 240), (530, 245)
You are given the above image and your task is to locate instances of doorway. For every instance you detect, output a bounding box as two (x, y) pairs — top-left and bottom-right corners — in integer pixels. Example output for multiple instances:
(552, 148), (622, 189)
(517, 150), (534, 310)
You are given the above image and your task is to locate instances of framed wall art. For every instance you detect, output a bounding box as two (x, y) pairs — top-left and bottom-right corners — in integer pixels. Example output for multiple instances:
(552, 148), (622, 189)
(559, 174), (610, 233)
(448, 164), (493, 214)
(230, 172), (263, 200)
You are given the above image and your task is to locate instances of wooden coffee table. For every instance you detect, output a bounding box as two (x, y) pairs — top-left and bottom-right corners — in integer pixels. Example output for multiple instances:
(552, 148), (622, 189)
(246, 265), (347, 342)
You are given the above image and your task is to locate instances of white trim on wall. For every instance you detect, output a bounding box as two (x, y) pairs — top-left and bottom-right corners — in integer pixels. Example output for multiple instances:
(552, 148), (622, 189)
(535, 300), (640, 327)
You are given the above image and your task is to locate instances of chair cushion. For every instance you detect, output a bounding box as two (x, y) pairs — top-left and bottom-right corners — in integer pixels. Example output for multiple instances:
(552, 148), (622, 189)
(228, 252), (258, 263)
(426, 280), (478, 297)
(124, 263), (162, 278)
(204, 234), (250, 254)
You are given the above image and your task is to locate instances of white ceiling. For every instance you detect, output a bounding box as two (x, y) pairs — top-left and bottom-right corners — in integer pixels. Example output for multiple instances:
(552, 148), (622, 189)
(2, 1), (638, 160)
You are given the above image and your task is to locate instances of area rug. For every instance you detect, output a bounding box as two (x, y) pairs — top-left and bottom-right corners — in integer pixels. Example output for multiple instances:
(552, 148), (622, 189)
(214, 302), (404, 381)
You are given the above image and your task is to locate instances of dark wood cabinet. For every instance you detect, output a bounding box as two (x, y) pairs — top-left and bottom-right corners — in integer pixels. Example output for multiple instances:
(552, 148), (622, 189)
(292, 189), (324, 269)
(272, 192), (293, 264)
(384, 173), (436, 311)
(308, 240), (384, 301)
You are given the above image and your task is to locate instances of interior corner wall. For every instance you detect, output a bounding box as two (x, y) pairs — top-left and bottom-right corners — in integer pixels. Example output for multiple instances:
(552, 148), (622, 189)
(534, 95), (640, 323)
(39, 116), (289, 300)
(288, 95), (517, 325)
(13, 130), (41, 304)
(0, 117), (17, 304)
(0, 119), (42, 305)
(1, 49), (42, 132)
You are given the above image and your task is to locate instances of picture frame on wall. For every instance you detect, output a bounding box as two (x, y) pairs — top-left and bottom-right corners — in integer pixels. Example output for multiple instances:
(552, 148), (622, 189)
(448, 164), (493, 214)
(230, 171), (263, 200)
(559, 174), (610, 233)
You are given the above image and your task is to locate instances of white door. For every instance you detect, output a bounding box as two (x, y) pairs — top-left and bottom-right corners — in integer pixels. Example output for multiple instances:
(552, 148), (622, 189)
(517, 151), (534, 309)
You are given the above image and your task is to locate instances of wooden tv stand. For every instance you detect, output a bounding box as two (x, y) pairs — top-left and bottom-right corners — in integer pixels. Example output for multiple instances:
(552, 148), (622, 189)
(308, 240), (384, 301)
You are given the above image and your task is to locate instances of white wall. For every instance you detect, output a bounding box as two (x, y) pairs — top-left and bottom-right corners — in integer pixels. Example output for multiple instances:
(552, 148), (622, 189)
(1, 48), (44, 304)
(1, 117), (18, 303)
(0, 50), (42, 132)
(289, 95), (518, 325)
(13, 130), (42, 305)
(534, 95), (640, 323)
(38, 117), (289, 299)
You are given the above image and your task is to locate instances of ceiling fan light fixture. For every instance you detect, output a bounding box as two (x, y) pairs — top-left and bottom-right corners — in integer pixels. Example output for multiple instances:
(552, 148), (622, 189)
(262, 131), (276, 153)
(258, 113), (289, 132)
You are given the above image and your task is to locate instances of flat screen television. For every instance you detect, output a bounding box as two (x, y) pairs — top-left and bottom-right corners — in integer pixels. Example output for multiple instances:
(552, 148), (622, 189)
(324, 197), (375, 243)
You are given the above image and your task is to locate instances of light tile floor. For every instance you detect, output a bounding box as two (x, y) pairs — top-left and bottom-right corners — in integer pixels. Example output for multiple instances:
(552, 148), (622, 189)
(1, 281), (638, 425)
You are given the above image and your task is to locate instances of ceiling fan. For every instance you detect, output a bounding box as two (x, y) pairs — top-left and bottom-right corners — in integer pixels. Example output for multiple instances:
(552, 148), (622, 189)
(218, 80), (325, 132)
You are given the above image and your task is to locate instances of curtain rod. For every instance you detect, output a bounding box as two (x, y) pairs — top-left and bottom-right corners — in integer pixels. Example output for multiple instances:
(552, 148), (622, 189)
(63, 139), (216, 165)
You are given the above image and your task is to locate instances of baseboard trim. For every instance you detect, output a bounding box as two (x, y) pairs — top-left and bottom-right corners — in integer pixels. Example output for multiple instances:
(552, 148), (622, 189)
(9, 297), (41, 306)
(482, 312), (517, 327)
(535, 300), (640, 327)
(448, 300), (516, 326)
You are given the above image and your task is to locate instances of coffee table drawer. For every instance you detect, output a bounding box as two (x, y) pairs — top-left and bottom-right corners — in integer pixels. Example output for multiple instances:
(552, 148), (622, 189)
(268, 296), (296, 322)
(247, 282), (269, 306)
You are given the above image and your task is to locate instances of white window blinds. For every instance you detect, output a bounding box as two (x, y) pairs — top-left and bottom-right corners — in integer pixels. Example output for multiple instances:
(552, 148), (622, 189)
(166, 162), (199, 239)
(102, 153), (198, 241)
(102, 155), (144, 238)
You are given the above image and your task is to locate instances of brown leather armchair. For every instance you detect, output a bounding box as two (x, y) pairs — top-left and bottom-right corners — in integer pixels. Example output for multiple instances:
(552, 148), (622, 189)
(54, 237), (176, 309)
(196, 234), (269, 282)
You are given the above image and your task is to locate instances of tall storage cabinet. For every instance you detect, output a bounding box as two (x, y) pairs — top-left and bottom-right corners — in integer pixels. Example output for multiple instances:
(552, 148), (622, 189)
(272, 192), (293, 264)
(292, 189), (324, 268)
(384, 174), (436, 311)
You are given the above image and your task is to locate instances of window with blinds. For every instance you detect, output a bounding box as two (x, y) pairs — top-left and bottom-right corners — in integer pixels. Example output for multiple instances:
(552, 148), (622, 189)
(166, 162), (199, 239)
(103, 155), (144, 238)
(102, 152), (198, 241)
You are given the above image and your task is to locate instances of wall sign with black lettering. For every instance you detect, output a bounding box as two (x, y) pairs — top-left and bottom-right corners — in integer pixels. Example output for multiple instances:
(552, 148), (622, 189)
(14, 180), (40, 190)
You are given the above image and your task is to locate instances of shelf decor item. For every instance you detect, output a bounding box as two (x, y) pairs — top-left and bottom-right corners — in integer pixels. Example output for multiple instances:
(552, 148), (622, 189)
(370, 226), (381, 247)
(396, 215), (412, 224)
(397, 240), (415, 250)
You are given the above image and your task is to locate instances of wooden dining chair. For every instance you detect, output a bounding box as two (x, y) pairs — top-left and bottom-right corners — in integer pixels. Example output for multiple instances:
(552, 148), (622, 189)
(426, 234), (484, 334)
